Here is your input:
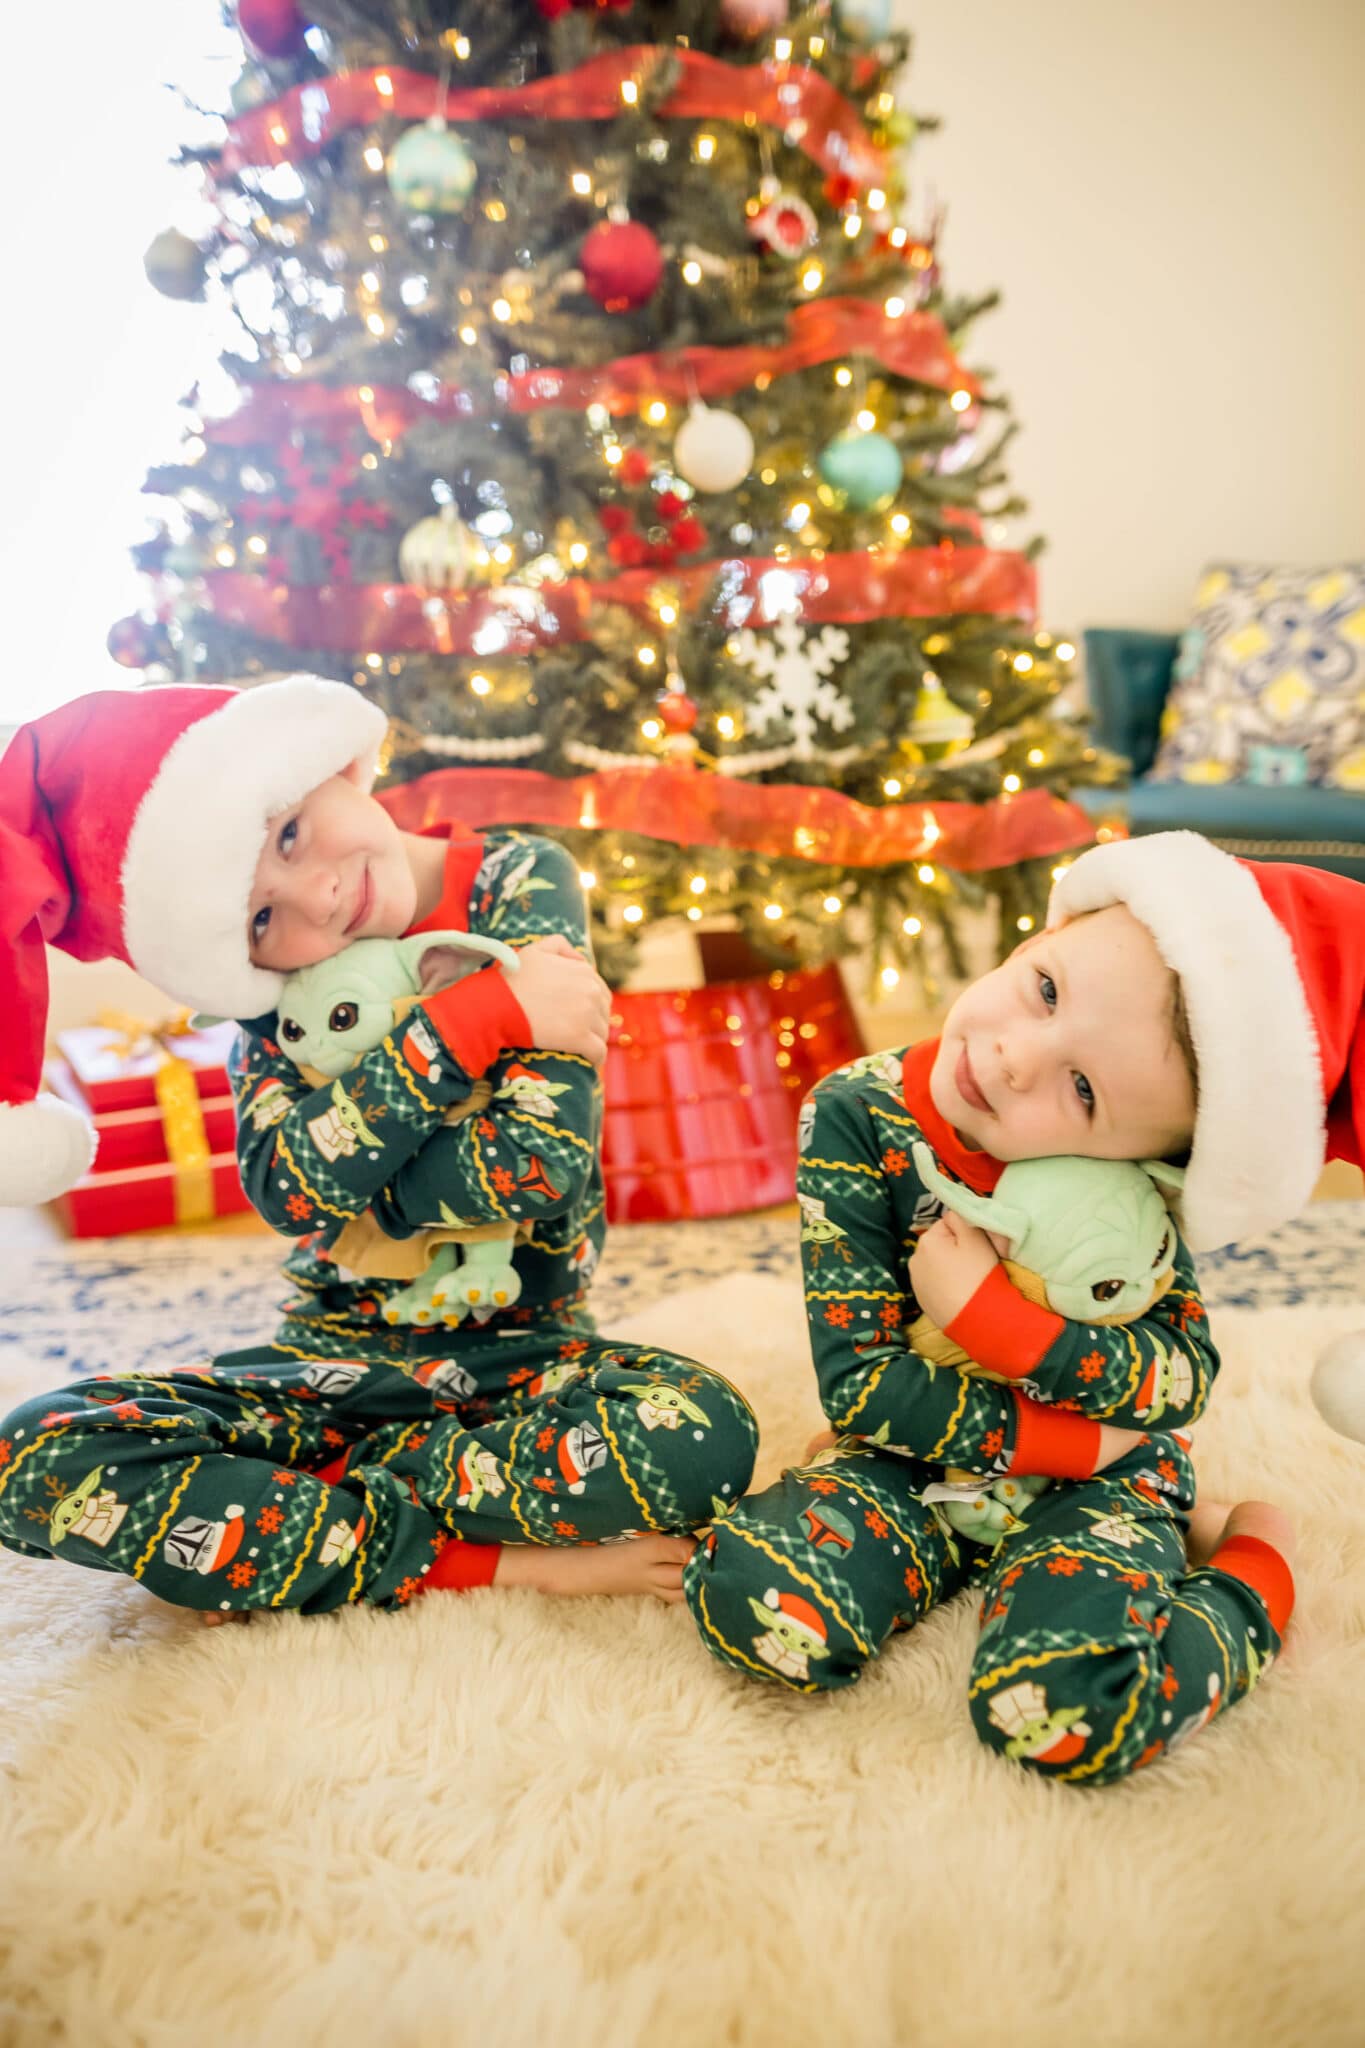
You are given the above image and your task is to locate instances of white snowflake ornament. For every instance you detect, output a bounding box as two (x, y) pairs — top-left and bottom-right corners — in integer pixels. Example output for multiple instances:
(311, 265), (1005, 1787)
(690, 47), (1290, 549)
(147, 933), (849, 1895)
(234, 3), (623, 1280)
(729, 616), (854, 760)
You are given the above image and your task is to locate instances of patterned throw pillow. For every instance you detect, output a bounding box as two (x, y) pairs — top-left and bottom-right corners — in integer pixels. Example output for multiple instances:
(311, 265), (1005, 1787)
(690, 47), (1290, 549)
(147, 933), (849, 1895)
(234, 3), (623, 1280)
(1150, 563), (1365, 790)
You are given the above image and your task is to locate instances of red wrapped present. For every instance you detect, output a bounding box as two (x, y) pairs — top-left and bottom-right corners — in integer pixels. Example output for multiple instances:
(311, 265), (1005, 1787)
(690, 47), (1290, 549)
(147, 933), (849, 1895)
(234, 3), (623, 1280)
(45, 1060), (239, 1173)
(601, 961), (865, 1223)
(55, 1012), (239, 1114)
(54, 1153), (253, 1238)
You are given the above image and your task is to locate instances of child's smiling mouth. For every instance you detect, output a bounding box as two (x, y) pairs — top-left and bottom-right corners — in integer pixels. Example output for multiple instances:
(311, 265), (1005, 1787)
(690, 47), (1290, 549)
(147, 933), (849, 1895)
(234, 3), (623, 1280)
(956, 1043), (992, 1114)
(344, 864), (372, 936)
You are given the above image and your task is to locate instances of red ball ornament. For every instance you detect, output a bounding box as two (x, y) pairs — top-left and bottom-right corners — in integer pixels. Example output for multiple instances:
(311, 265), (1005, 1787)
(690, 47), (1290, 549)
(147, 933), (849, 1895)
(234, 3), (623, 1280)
(657, 690), (699, 735)
(598, 503), (632, 535)
(580, 220), (663, 312)
(237, 0), (308, 58)
(608, 531), (649, 567)
(655, 490), (686, 522)
(671, 515), (707, 553)
(619, 447), (653, 486)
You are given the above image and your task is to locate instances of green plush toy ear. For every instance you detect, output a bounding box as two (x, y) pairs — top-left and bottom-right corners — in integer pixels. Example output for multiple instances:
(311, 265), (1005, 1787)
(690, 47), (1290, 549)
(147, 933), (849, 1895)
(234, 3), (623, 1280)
(189, 1013), (226, 1031)
(1141, 1159), (1187, 1193)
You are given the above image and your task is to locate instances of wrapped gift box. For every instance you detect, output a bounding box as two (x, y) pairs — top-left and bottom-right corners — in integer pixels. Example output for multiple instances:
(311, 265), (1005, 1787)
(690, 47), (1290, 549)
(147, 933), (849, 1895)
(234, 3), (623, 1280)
(53, 1153), (253, 1239)
(54, 1017), (239, 1114)
(45, 1060), (239, 1173)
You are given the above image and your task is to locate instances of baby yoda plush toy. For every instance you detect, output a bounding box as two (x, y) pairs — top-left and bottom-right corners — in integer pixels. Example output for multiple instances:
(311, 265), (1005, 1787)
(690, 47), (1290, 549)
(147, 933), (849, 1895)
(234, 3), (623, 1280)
(211, 930), (525, 1328)
(907, 1141), (1185, 1548)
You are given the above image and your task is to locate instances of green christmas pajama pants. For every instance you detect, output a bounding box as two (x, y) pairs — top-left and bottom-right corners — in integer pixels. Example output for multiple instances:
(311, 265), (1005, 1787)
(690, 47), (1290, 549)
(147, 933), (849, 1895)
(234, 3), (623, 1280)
(684, 1432), (1282, 1785)
(0, 1319), (757, 1615)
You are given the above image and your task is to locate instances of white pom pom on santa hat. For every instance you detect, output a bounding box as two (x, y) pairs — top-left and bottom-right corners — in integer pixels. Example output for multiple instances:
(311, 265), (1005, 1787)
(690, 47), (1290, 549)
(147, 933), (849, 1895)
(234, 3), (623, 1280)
(0, 1095), (97, 1206)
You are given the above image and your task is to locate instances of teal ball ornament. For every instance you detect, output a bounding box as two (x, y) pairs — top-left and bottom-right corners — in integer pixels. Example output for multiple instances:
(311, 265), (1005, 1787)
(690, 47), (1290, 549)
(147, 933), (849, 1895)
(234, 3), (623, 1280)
(386, 119), (477, 215)
(817, 430), (903, 511)
(835, 0), (893, 38)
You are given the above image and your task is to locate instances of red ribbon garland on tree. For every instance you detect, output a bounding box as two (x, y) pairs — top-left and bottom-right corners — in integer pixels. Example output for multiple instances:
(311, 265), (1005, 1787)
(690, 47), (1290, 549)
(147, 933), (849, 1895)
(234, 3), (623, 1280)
(378, 764), (1097, 874)
(200, 544), (1036, 652)
(202, 298), (978, 450)
(218, 48), (890, 187)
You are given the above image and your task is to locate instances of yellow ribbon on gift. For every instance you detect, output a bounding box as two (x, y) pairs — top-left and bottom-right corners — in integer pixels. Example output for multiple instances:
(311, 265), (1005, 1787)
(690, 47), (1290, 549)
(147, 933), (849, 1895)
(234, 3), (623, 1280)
(96, 1009), (214, 1225)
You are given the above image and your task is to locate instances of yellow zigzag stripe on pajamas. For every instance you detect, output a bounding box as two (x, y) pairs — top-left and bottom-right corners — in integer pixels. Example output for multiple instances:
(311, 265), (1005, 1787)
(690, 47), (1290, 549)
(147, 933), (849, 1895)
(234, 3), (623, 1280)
(829, 1472), (938, 1559)
(133, 1457), (202, 1582)
(595, 1398), (660, 1532)
(800, 1155), (883, 1180)
(0, 1423), (76, 1506)
(694, 1580), (822, 1692)
(467, 1131), (510, 1217)
(500, 1414), (537, 1541)
(504, 1109), (595, 1165)
(986, 1537), (1166, 1581)
(276, 1488), (331, 1606)
(970, 1636), (1150, 1779)
(1172, 1593), (1235, 1696)
(717, 1521), (871, 1656)
(381, 1035), (440, 1112)
(274, 1131), (357, 1223)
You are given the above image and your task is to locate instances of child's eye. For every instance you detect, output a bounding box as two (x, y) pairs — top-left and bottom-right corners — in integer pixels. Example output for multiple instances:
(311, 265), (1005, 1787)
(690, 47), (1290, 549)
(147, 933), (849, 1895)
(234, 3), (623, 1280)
(251, 905), (272, 943)
(278, 818), (299, 856)
(1073, 1072), (1095, 1113)
(1037, 972), (1057, 1008)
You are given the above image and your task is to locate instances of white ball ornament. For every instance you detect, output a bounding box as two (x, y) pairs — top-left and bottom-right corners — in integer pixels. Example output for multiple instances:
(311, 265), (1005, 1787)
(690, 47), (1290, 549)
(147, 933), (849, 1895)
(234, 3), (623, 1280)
(673, 404), (755, 495)
(1310, 1331), (1365, 1444)
(386, 118), (477, 215)
(398, 509), (474, 588)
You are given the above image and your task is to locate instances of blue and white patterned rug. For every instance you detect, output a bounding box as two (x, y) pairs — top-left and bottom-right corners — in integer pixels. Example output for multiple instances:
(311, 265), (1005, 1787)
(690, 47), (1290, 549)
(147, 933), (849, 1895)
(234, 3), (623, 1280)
(1, 1203), (1360, 1390)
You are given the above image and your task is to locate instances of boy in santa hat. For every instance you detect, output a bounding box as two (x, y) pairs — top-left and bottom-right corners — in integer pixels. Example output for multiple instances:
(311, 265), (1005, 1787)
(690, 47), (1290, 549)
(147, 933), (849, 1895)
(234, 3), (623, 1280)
(687, 834), (1365, 1784)
(0, 679), (757, 1616)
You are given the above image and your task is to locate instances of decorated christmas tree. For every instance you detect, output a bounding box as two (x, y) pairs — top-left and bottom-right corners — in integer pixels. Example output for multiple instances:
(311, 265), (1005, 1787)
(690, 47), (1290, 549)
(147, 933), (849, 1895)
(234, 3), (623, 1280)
(125, 0), (1116, 1004)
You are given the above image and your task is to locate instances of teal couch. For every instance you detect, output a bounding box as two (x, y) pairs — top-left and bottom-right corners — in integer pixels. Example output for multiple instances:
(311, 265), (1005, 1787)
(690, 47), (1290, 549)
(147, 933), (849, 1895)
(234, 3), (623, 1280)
(1083, 628), (1365, 882)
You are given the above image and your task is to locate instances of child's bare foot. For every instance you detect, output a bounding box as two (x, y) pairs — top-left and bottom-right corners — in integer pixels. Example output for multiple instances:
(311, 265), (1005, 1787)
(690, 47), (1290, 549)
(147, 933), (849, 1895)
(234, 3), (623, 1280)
(493, 1534), (696, 1604)
(1185, 1498), (1234, 1567)
(1187, 1498), (1296, 1571)
(804, 1428), (839, 1462)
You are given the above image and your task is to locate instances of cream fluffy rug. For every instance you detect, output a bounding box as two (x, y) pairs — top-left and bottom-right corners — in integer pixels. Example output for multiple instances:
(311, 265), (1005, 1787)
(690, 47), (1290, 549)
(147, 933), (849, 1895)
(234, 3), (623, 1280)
(3, 1277), (1365, 2048)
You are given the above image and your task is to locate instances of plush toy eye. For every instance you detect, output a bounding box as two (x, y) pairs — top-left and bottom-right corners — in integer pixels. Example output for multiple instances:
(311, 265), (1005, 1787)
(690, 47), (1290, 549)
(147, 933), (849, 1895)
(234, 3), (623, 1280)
(280, 1018), (305, 1044)
(1091, 1278), (1124, 1301)
(329, 1002), (359, 1034)
(1152, 1230), (1172, 1268)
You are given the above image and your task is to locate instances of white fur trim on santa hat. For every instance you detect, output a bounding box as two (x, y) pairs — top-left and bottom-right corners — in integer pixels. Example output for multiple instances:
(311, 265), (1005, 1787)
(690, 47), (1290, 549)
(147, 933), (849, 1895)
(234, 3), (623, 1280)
(0, 1095), (97, 1206)
(121, 677), (387, 1020)
(1048, 832), (1324, 1251)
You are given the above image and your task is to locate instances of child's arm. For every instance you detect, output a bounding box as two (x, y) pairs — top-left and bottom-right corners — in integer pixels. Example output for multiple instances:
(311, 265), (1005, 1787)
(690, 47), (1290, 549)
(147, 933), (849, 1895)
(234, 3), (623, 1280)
(367, 834), (602, 1231)
(801, 1075), (1106, 1482)
(230, 966), (529, 1236)
(913, 1220), (1219, 1433)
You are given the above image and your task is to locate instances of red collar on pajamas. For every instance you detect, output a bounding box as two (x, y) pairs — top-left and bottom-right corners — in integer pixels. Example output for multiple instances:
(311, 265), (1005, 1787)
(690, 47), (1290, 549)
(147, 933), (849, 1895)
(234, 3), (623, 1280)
(900, 1037), (1005, 1193)
(405, 825), (487, 936)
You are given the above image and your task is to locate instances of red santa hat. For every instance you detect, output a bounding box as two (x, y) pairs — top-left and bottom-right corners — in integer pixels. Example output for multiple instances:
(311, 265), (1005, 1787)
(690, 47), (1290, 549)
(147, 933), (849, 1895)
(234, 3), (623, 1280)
(763, 1585), (828, 1644)
(1049, 831), (1365, 1251)
(0, 676), (386, 1206)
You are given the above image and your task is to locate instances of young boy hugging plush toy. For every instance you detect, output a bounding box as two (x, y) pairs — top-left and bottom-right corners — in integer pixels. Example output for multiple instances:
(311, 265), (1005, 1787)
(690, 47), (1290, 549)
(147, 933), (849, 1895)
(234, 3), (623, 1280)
(0, 680), (757, 1619)
(685, 834), (1365, 1785)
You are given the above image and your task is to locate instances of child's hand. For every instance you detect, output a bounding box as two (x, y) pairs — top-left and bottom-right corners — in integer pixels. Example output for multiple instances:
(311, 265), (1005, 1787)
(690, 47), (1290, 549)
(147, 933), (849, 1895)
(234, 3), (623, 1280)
(510, 935), (612, 1067)
(908, 1211), (1000, 1329)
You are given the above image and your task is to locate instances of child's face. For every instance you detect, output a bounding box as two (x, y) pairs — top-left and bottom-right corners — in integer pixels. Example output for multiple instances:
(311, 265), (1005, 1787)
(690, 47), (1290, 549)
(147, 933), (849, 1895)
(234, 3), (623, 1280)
(930, 904), (1195, 1162)
(247, 768), (416, 973)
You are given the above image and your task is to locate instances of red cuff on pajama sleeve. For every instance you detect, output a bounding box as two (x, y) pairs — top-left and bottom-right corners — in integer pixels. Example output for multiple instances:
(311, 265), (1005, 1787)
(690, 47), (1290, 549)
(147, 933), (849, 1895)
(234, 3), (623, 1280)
(943, 1263), (1066, 1379)
(425, 1536), (502, 1592)
(1008, 1394), (1102, 1480)
(422, 969), (531, 1080)
(1207, 1534), (1295, 1636)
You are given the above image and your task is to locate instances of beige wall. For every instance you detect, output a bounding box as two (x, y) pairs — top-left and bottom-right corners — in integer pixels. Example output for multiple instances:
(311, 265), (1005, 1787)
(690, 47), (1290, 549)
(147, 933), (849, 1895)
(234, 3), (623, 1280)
(901, 0), (1365, 632)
